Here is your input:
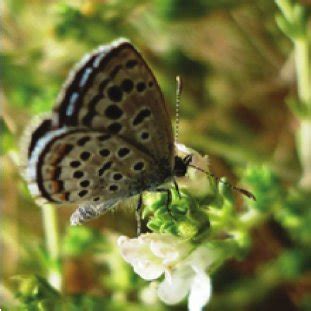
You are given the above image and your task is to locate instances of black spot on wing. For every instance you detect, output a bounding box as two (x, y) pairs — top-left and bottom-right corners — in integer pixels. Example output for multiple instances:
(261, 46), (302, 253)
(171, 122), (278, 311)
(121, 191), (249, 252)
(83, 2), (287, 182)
(80, 180), (90, 188)
(107, 86), (123, 102)
(105, 105), (123, 120)
(77, 136), (90, 146)
(110, 65), (122, 78)
(126, 59), (138, 68)
(99, 148), (110, 157)
(121, 79), (134, 93)
(80, 151), (91, 161)
(109, 184), (118, 192)
(74, 171), (84, 179)
(107, 122), (122, 134)
(113, 173), (123, 181)
(78, 190), (88, 197)
(133, 108), (151, 126)
(99, 161), (112, 177)
(133, 161), (144, 171)
(117, 147), (130, 158)
(82, 95), (102, 126)
(70, 160), (81, 168)
(136, 82), (146, 92)
(55, 41), (137, 127)
(98, 134), (111, 141)
(99, 79), (110, 92)
(141, 132), (149, 140)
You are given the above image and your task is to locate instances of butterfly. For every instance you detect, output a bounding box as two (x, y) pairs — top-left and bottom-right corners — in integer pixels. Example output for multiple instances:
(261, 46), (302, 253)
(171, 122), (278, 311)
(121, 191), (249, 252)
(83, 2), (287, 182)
(23, 38), (255, 231)
(23, 38), (194, 230)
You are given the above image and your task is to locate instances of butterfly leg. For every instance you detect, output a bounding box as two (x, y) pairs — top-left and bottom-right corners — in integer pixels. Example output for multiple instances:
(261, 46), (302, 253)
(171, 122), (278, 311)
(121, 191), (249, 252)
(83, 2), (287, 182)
(135, 194), (143, 236)
(173, 178), (181, 199)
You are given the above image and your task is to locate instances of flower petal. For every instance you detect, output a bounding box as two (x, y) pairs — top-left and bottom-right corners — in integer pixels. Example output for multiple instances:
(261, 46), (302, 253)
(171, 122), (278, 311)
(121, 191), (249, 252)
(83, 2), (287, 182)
(188, 272), (212, 311)
(117, 235), (164, 280)
(133, 260), (164, 280)
(188, 245), (218, 272)
(157, 266), (193, 305)
(149, 234), (190, 263)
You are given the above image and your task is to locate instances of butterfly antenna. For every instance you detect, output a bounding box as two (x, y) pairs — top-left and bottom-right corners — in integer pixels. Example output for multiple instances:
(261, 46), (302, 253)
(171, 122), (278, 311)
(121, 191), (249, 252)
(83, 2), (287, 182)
(175, 76), (182, 145)
(188, 164), (256, 200)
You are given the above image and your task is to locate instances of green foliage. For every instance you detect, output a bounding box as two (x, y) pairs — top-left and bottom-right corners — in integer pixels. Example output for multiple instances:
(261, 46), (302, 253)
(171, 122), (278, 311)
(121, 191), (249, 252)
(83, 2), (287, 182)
(244, 165), (311, 245)
(275, 0), (310, 39)
(143, 189), (210, 240)
(155, 0), (246, 20)
(62, 226), (105, 257)
(11, 275), (62, 310)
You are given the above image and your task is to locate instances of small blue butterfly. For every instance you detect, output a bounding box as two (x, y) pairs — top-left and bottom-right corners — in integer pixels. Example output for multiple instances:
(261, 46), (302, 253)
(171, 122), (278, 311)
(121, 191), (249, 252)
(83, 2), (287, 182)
(23, 38), (255, 232)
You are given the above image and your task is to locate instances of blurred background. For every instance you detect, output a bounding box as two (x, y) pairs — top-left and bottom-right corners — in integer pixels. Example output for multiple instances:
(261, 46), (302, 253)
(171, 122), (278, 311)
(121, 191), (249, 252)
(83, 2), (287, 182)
(1, 0), (310, 310)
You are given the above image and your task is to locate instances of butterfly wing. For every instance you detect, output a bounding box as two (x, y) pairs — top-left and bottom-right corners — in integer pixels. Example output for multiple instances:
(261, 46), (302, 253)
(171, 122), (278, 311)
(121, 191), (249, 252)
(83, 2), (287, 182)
(52, 38), (174, 168)
(25, 125), (161, 206)
(23, 39), (174, 223)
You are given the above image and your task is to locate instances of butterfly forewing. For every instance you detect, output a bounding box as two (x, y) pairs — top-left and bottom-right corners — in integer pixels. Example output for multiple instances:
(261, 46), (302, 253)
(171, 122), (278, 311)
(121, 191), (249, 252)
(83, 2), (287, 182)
(53, 39), (173, 166)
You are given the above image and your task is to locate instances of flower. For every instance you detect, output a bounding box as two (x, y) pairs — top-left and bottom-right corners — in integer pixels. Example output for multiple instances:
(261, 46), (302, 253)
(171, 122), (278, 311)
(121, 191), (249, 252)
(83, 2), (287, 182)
(175, 143), (211, 196)
(118, 233), (192, 280)
(118, 233), (217, 311)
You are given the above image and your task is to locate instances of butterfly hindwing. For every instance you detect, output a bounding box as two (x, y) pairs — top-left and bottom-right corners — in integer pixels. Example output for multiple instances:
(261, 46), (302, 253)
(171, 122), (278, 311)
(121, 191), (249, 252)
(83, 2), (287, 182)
(26, 125), (158, 205)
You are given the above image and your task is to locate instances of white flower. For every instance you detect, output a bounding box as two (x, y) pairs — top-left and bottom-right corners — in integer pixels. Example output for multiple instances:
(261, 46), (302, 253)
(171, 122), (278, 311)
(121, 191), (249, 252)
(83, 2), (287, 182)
(118, 233), (217, 311)
(175, 143), (211, 196)
(118, 233), (192, 280)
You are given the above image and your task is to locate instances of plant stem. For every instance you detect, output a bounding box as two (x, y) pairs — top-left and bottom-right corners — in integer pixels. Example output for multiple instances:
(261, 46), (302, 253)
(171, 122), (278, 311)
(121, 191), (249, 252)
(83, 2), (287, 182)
(41, 204), (62, 291)
(295, 34), (311, 189)
(294, 37), (310, 107)
(276, 0), (311, 188)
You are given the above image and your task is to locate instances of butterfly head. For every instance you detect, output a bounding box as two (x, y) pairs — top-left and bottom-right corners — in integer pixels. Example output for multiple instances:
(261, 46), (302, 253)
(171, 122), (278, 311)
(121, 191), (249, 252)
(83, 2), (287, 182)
(173, 154), (192, 177)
